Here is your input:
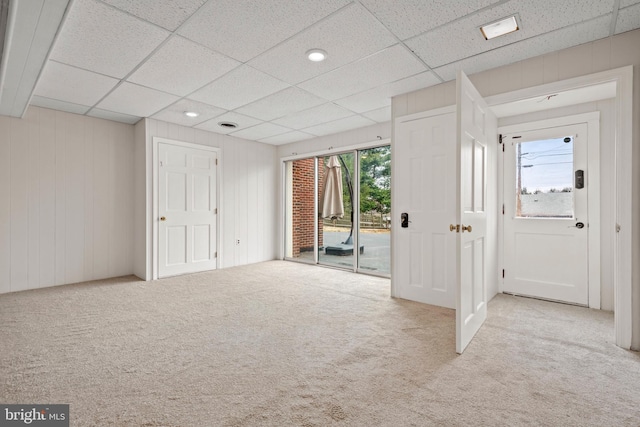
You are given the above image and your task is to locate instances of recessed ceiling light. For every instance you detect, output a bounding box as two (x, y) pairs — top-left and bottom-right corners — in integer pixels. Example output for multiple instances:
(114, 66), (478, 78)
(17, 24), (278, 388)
(184, 111), (199, 118)
(480, 16), (519, 40)
(306, 48), (327, 62)
(218, 121), (238, 129)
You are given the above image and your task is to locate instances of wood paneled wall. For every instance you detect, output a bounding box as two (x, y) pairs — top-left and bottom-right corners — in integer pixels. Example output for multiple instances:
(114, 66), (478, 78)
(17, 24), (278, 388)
(0, 106), (134, 293)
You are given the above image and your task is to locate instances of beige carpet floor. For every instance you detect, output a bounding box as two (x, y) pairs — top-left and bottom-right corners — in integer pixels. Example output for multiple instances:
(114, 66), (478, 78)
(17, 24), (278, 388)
(0, 261), (638, 426)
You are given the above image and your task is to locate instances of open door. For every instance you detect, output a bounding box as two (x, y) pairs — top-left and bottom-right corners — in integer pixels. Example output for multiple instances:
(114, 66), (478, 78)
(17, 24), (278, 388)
(456, 71), (496, 354)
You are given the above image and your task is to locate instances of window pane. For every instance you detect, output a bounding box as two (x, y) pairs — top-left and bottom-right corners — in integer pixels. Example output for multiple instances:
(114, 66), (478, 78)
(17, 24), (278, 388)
(515, 137), (574, 218)
(358, 146), (391, 276)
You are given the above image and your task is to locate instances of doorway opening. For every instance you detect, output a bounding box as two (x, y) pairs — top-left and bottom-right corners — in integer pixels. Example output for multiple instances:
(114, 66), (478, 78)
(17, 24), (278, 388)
(501, 119), (598, 307)
(284, 145), (391, 277)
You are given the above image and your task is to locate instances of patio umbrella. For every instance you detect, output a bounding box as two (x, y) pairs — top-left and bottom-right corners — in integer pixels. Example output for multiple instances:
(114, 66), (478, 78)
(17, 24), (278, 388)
(321, 155), (344, 220)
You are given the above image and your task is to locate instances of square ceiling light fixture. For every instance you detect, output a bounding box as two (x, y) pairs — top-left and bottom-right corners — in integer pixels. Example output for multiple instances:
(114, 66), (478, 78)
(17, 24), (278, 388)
(480, 16), (519, 40)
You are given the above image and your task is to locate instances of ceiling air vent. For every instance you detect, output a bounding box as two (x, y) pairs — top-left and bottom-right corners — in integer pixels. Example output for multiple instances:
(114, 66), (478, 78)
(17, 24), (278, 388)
(218, 121), (238, 129)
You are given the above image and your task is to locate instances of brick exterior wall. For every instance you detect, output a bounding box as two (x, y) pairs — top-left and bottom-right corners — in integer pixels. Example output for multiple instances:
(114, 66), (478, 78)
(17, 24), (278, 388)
(292, 158), (324, 257)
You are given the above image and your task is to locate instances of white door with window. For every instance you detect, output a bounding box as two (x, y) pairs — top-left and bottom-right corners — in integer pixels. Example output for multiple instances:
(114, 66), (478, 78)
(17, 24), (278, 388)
(502, 123), (590, 305)
(158, 142), (218, 278)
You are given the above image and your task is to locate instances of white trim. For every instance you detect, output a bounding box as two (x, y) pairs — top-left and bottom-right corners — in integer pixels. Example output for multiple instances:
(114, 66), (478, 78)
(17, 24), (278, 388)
(152, 137), (222, 280)
(279, 137), (391, 262)
(486, 66), (632, 349)
(280, 138), (391, 162)
(393, 66), (632, 349)
(498, 112), (601, 309)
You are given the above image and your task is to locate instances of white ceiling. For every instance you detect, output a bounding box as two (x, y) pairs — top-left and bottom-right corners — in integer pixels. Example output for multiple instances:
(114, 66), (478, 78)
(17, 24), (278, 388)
(11, 0), (640, 144)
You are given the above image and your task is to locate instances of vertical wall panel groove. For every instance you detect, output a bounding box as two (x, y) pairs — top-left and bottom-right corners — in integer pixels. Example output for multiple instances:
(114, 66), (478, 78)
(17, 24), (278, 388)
(0, 106), (135, 294)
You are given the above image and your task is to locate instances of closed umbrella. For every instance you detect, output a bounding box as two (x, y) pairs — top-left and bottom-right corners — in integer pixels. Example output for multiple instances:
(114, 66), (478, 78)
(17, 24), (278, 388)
(321, 155), (344, 220)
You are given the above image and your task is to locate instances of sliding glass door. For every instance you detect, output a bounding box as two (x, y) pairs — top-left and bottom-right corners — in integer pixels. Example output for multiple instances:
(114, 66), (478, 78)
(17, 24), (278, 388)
(284, 145), (390, 277)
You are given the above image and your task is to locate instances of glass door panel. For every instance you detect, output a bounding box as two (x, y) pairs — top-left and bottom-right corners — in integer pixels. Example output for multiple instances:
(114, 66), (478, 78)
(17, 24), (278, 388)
(357, 146), (391, 276)
(318, 153), (355, 269)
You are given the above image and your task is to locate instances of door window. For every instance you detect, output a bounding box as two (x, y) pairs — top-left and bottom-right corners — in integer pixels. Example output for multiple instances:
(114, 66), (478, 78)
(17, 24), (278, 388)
(515, 136), (574, 218)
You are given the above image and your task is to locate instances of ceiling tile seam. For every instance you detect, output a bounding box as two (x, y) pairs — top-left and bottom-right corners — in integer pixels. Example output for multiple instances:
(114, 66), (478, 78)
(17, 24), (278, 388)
(228, 122), (294, 139)
(10, 0), (47, 115)
(610, 0), (621, 35)
(95, 0), (188, 33)
(354, 0), (442, 82)
(238, 1), (358, 65)
(84, 32), (180, 117)
(333, 69), (438, 104)
(358, 1), (444, 83)
(163, 62), (294, 116)
(22, 0), (74, 118)
(398, 0), (513, 44)
(430, 12), (614, 74)
(47, 58), (122, 81)
(31, 94), (91, 110)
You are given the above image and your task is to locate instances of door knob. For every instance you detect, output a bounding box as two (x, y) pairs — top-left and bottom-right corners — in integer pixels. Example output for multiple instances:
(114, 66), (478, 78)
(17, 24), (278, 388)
(160, 216), (166, 221)
(461, 225), (472, 233)
(449, 224), (459, 232)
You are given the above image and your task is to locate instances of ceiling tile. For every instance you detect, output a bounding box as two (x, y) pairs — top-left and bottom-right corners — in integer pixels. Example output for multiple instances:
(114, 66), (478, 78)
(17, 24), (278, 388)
(87, 108), (141, 124)
(362, 106), (391, 123)
(128, 36), (240, 96)
(34, 61), (119, 106)
(30, 96), (90, 115)
(178, 0), (351, 62)
(615, 3), (640, 34)
(360, 0), (502, 40)
(248, 3), (397, 85)
(620, 0), (640, 7)
(302, 115), (376, 137)
(406, 0), (614, 69)
(299, 44), (427, 100)
(335, 71), (441, 112)
(272, 103), (354, 129)
(259, 131), (315, 145)
(188, 65), (289, 110)
(195, 112), (262, 134)
(50, 0), (170, 78)
(96, 82), (179, 117)
(235, 87), (327, 121)
(101, 0), (207, 31)
(230, 123), (292, 140)
(434, 15), (611, 81)
(151, 99), (226, 127)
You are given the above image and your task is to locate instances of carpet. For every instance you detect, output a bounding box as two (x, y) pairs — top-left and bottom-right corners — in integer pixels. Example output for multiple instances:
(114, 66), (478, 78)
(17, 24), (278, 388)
(1, 261), (638, 426)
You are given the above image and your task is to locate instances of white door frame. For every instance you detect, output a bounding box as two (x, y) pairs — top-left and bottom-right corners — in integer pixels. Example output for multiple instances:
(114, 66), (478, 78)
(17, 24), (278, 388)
(152, 137), (222, 280)
(486, 65), (633, 349)
(498, 112), (601, 308)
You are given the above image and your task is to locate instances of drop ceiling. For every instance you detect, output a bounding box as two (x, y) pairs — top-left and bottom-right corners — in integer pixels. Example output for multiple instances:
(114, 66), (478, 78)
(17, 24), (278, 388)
(4, 0), (640, 145)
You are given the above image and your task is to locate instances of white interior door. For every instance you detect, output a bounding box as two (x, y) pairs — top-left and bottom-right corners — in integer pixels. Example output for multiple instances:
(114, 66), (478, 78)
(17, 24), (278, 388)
(394, 110), (457, 308)
(158, 143), (217, 278)
(502, 124), (589, 305)
(456, 71), (496, 354)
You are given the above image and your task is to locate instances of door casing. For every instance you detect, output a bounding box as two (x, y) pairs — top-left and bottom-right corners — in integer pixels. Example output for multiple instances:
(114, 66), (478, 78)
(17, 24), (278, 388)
(152, 137), (221, 280)
(498, 113), (601, 308)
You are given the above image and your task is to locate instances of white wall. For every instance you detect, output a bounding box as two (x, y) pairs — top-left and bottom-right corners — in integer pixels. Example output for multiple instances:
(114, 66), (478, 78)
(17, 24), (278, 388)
(392, 29), (640, 348)
(0, 106), (134, 293)
(134, 119), (277, 279)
